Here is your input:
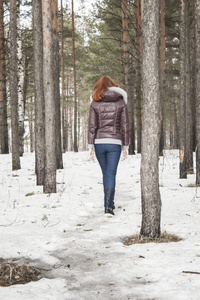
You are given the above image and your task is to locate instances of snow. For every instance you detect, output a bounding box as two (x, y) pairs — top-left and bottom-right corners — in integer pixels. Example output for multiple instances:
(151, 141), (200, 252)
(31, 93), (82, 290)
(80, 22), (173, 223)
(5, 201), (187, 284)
(0, 150), (200, 300)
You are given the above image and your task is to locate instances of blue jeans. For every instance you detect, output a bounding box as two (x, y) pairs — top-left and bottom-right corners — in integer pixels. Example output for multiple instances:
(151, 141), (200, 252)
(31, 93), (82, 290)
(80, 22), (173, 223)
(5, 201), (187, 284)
(95, 144), (121, 189)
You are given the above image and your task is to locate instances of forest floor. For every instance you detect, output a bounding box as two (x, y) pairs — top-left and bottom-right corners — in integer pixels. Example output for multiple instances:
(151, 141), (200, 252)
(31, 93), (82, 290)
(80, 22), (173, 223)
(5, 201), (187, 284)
(0, 150), (200, 300)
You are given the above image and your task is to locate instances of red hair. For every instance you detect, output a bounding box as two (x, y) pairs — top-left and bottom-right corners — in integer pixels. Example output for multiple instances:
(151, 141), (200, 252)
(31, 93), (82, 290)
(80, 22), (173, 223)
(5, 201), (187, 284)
(92, 76), (120, 101)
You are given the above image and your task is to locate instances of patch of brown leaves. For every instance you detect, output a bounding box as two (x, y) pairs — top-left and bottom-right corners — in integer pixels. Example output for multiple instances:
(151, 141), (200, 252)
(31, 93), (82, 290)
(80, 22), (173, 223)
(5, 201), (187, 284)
(124, 232), (182, 246)
(0, 263), (41, 287)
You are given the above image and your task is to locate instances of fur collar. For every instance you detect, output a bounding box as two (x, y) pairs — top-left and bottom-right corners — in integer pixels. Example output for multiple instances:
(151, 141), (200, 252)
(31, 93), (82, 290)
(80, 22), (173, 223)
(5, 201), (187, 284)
(90, 86), (128, 104)
(108, 87), (127, 104)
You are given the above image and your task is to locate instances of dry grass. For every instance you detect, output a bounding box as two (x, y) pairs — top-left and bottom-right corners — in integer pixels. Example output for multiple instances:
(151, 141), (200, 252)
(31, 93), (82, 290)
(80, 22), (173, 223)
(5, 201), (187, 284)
(124, 232), (182, 246)
(187, 183), (200, 187)
(0, 263), (41, 287)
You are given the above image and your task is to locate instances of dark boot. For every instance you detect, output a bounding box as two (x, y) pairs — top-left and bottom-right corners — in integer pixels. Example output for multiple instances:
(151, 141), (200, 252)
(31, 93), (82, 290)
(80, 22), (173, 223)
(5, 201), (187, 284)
(104, 188), (115, 209)
(112, 189), (115, 210)
(104, 188), (115, 215)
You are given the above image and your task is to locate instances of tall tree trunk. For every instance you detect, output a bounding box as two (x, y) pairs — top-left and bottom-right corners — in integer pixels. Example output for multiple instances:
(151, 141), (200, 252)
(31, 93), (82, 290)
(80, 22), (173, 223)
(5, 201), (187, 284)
(42, 0), (56, 193)
(78, 100), (80, 148)
(167, 39), (179, 150)
(191, 0), (196, 152)
(159, 0), (165, 155)
(60, 0), (67, 152)
(121, 0), (135, 154)
(140, 0), (161, 238)
(0, 0), (9, 154)
(185, 0), (193, 173)
(179, 0), (187, 179)
(68, 73), (74, 151)
(17, 2), (25, 157)
(72, 0), (78, 152)
(195, 0), (200, 185)
(33, 0), (45, 186)
(52, 0), (63, 168)
(28, 97), (34, 152)
(10, 0), (21, 170)
(64, 105), (68, 151)
(23, 51), (29, 121)
(169, 95), (173, 148)
(135, 0), (142, 154)
(173, 97), (179, 149)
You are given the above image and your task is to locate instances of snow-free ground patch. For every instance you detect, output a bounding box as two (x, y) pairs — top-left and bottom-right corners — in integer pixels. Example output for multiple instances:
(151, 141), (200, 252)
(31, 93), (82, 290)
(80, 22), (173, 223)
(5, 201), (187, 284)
(124, 232), (182, 245)
(0, 262), (41, 287)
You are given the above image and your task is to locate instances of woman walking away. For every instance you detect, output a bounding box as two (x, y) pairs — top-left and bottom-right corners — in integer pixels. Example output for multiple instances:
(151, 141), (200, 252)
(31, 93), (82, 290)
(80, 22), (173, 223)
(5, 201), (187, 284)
(88, 76), (129, 216)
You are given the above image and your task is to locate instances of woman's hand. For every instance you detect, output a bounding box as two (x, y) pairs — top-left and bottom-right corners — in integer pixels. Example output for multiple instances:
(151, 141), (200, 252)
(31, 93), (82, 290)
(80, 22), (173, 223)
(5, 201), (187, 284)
(123, 149), (129, 159)
(89, 148), (94, 160)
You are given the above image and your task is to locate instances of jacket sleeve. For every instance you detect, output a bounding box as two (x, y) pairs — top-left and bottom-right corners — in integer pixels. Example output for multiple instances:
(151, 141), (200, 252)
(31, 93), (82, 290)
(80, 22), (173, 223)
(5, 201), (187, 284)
(88, 103), (98, 147)
(121, 103), (130, 148)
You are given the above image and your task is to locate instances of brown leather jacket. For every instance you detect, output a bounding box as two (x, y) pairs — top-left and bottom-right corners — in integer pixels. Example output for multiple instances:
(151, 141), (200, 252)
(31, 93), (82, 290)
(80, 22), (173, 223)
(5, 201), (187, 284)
(88, 87), (129, 147)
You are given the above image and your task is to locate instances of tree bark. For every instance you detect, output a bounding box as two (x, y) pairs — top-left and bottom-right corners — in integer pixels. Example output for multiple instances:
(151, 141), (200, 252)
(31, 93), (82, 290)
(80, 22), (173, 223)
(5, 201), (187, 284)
(42, 0), (57, 193)
(195, 0), (200, 185)
(17, 2), (25, 157)
(167, 38), (179, 150)
(179, 0), (187, 179)
(23, 51), (29, 124)
(121, 0), (135, 154)
(10, 0), (21, 170)
(28, 97), (34, 152)
(52, 0), (63, 168)
(60, 0), (67, 152)
(173, 98), (179, 149)
(32, 0), (45, 186)
(135, 0), (142, 154)
(159, 0), (165, 155)
(140, 0), (161, 238)
(185, 0), (193, 173)
(72, 0), (78, 152)
(0, 0), (9, 154)
(191, 0), (196, 152)
(68, 72), (74, 151)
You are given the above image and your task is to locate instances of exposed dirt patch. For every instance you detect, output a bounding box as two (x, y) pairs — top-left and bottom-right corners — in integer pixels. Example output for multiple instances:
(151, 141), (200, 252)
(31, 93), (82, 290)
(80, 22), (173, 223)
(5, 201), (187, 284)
(124, 232), (182, 246)
(0, 263), (41, 287)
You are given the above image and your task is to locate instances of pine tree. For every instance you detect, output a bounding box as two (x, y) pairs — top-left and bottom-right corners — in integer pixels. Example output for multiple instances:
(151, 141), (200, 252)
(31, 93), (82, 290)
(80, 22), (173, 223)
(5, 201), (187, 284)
(72, 0), (78, 152)
(195, 0), (200, 185)
(140, 0), (162, 238)
(179, 0), (187, 179)
(52, 0), (63, 168)
(32, 0), (45, 186)
(0, 1), (9, 154)
(10, 0), (21, 170)
(42, 0), (56, 193)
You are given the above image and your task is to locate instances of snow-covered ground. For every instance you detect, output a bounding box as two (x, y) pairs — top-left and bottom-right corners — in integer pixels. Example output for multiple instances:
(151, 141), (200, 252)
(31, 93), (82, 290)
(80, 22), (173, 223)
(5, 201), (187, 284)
(0, 150), (200, 300)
